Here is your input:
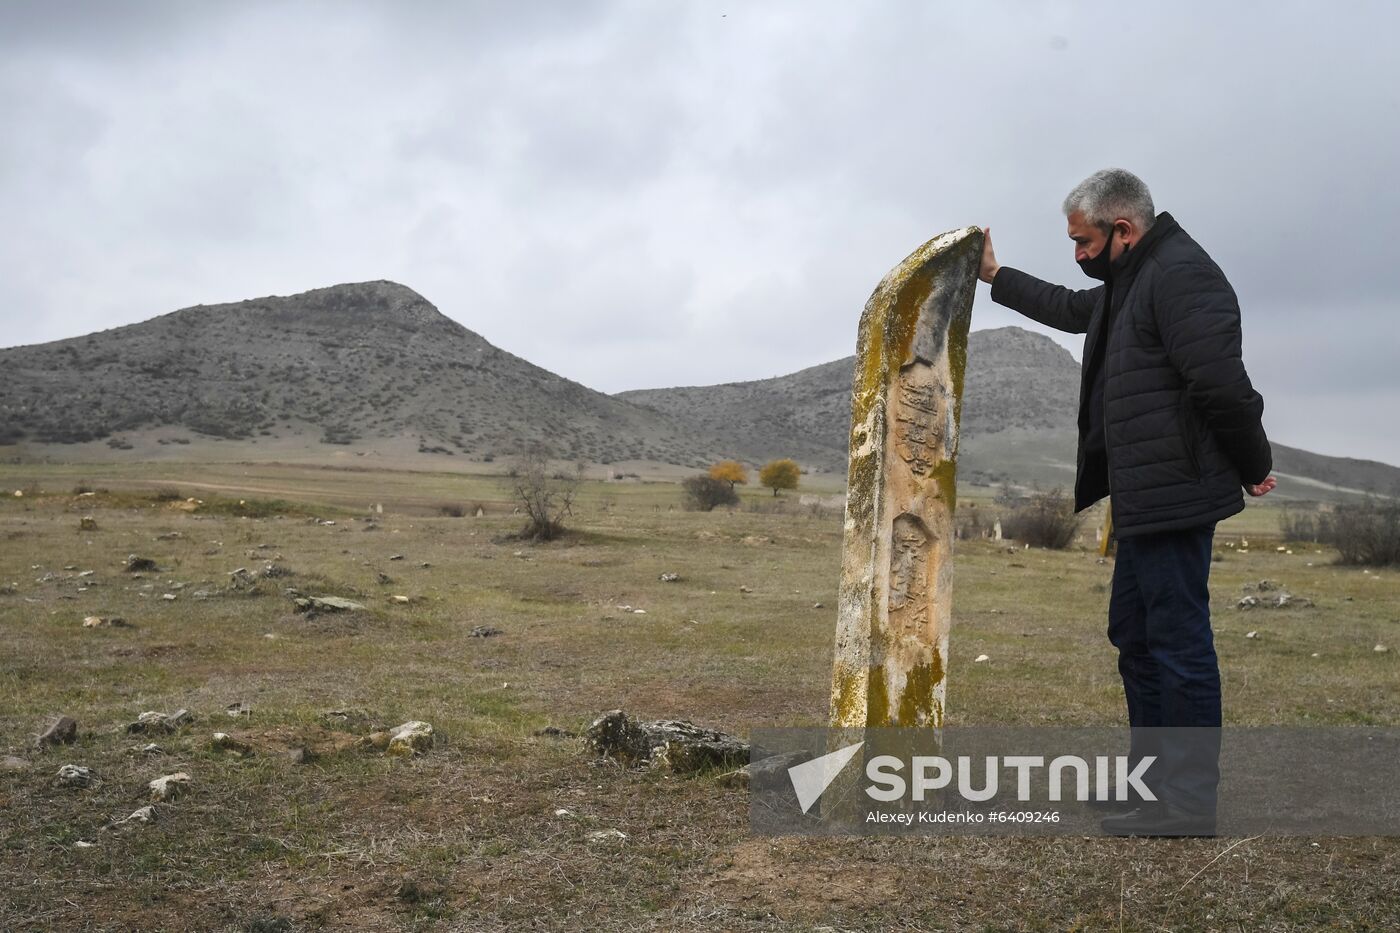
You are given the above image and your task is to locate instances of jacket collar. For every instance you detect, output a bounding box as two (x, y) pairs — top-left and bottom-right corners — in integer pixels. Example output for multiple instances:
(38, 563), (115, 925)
(1110, 211), (1178, 280)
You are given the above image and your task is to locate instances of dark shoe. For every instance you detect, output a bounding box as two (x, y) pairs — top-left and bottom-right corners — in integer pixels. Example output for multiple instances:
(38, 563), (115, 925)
(1081, 796), (1150, 815)
(1101, 802), (1216, 837)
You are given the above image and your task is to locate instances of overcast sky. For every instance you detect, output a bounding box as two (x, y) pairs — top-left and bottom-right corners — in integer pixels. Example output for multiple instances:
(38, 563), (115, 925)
(3, 2), (1398, 464)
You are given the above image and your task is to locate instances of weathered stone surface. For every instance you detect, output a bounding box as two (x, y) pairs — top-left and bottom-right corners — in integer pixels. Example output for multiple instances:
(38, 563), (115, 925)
(148, 772), (191, 801)
(586, 709), (748, 773)
(292, 595), (366, 613)
(831, 226), (982, 728)
(211, 732), (252, 757)
(126, 709), (193, 734)
(37, 716), (78, 748)
(55, 764), (96, 787)
(124, 555), (158, 572)
(107, 805), (157, 830)
(386, 721), (434, 757)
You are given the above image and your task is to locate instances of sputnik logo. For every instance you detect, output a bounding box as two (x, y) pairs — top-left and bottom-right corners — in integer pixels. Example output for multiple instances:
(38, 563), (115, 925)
(788, 741), (865, 813)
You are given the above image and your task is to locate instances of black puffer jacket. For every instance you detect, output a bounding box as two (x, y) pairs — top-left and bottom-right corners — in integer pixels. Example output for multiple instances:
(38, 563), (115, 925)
(990, 212), (1272, 538)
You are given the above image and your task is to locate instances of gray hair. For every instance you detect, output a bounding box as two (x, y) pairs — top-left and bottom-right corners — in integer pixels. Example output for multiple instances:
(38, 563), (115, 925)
(1062, 168), (1156, 232)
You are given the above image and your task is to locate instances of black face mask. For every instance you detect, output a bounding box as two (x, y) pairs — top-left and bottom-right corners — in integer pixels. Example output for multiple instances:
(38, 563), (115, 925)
(1077, 227), (1120, 281)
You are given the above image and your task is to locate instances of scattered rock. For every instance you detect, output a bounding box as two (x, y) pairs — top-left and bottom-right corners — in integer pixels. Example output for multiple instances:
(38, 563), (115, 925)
(226, 701), (252, 719)
(586, 709), (748, 774)
(389, 554), (405, 561)
(37, 716), (78, 748)
(56, 764), (95, 787)
(974, 654), (991, 663)
(1237, 596), (1259, 610)
(1377, 645), (1391, 654)
(125, 555), (158, 573)
(2, 755), (29, 771)
(126, 709), (193, 735)
(533, 726), (577, 739)
(79, 517), (98, 531)
(148, 772), (191, 801)
(107, 805), (157, 830)
(468, 626), (502, 638)
(386, 721), (434, 758)
(161, 593), (177, 601)
(812, 602), (824, 609)
(1257, 579), (1279, 592)
(361, 731), (392, 752)
(83, 615), (128, 628)
(155, 531), (183, 541)
(211, 733), (253, 757)
(292, 595), (366, 614)
(1246, 631), (1259, 639)
(139, 744), (166, 756)
(659, 573), (681, 583)
(390, 595), (412, 604)
(739, 585), (752, 594)
(376, 572), (394, 585)
(586, 828), (628, 843)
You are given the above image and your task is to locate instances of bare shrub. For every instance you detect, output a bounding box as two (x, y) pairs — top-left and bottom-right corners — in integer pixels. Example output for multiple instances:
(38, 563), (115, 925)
(504, 448), (582, 541)
(439, 504), (466, 518)
(1279, 504), (1329, 543)
(1328, 500), (1400, 566)
(1001, 487), (1080, 549)
(682, 475), (738, 512)
(152, 486), (182, 502)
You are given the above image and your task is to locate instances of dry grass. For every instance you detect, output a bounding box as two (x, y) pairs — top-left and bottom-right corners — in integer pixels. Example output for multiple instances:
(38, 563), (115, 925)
(1, 462), (1397, 931)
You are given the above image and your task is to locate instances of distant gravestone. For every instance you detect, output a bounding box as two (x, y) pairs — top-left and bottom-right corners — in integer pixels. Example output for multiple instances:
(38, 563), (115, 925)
(830, 227), (982, 728)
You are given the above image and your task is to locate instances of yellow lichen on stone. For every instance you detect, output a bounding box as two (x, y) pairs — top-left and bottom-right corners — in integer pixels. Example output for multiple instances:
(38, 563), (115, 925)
(831, 226), (981, 730)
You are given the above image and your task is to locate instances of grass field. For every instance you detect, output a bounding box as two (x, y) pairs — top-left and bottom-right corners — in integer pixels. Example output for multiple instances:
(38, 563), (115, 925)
(1, 461), (1397, 931)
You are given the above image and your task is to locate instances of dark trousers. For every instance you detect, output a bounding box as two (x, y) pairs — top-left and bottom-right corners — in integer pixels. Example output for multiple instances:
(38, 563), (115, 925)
(1108, 522), (1220, 814)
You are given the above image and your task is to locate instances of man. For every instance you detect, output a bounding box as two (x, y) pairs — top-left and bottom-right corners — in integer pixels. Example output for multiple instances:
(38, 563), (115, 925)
(978, 168), (1275, 836)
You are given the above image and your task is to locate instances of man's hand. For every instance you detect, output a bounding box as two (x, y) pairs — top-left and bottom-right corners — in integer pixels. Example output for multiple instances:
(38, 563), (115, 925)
(979, 226), (1000, 284)
(1245, 476), (1277, 497)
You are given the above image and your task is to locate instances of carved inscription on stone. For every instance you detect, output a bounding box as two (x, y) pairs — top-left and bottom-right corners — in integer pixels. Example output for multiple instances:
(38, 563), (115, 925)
(888, 513), (932, 637)
(892, 367), (949, 476)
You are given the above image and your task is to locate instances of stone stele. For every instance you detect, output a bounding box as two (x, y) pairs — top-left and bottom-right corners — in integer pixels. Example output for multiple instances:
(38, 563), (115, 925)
(830, 226), (982, 729)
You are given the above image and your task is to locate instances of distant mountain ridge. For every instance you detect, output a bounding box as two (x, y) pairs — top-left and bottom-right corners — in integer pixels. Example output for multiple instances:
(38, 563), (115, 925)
(0, 281), (726, 466)
(1, 280), (1395, 499)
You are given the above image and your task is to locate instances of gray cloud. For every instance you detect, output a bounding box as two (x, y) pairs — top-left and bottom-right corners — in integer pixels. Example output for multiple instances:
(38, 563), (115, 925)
(2, 1), (1398, 463)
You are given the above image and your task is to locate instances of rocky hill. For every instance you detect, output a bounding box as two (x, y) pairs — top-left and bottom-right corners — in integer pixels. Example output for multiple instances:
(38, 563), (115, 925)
(2, 281), (1396, 499)
(618, 326), (1080, 475)
(0, 281), (724, 466)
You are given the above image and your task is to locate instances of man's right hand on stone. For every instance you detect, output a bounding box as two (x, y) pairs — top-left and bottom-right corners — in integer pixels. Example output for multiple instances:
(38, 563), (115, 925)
(978, 227), (999, 284)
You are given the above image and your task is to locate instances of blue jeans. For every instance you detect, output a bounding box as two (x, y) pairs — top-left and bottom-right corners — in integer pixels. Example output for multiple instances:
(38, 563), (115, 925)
(1108, 522), (1220, 813)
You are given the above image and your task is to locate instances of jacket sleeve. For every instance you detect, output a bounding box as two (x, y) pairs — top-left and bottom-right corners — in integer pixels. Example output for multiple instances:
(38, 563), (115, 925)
(1152, 260), (1273, 484)
(989, 266), (1101, 335)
